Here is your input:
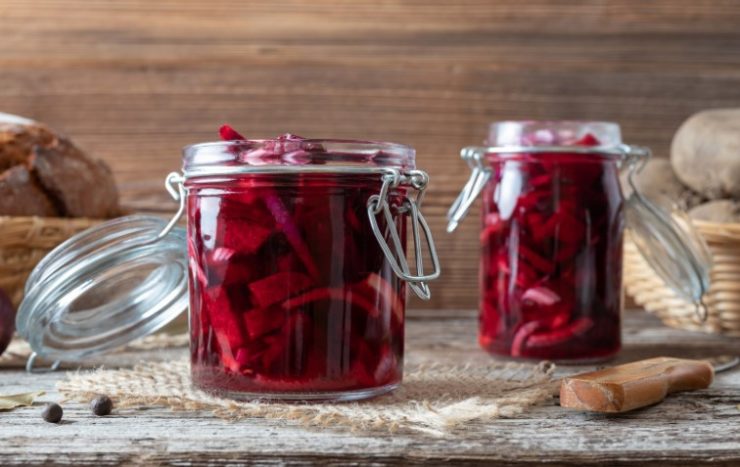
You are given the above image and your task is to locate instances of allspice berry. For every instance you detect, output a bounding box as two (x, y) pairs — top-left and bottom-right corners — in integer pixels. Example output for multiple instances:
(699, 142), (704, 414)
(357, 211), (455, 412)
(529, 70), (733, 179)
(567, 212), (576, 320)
(42, 403), (63, 423)
(90, 395), (113, 416)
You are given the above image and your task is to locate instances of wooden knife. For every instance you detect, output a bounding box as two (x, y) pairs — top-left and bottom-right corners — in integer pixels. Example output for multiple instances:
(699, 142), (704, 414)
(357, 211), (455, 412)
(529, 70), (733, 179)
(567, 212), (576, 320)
(559, 356), (738, 413)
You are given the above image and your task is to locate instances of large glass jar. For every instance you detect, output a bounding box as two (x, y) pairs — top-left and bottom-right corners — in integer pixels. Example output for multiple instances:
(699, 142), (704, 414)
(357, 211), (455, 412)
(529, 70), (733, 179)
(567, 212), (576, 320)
(447, 121), (710, 362)
(183, 136), (439, 400)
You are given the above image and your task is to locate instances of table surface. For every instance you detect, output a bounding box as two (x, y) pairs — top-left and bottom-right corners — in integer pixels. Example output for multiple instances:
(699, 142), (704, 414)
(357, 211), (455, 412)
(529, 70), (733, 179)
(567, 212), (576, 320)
(1, 310), (738, 466)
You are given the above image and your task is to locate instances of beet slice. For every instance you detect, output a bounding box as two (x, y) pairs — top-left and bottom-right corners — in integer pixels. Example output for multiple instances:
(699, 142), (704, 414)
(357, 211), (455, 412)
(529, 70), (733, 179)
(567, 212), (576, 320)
(220, 220), (273, 255)
(242, 305), (287, 340)
(248, 271), (314, 309)
(510, 321), (544, 357)
(480, 213), (506, 244)
(359, 273), (404, 322)
(524, 317), (594, 349)
(281, 286), (378, 317)
(573, 133), (600, 146)
(521, 286), (560, 306)
(219, 124), (246, 141)
(204, 290), (249, 372)
(518, 244), (554, 275)
(189, 257), (209, 290)
(263, 195), (320, 280)
(373, 346), (399, 385)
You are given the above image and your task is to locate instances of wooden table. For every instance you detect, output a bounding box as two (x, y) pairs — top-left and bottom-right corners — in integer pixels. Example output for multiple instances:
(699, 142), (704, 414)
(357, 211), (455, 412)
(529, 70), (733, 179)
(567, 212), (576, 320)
(1, 310), (738, 466)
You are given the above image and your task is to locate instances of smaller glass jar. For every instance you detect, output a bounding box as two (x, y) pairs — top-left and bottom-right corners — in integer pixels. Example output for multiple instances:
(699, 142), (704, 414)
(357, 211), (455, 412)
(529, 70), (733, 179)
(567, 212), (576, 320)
(448, 121), (711, 362)
(15, 134), (439, 403)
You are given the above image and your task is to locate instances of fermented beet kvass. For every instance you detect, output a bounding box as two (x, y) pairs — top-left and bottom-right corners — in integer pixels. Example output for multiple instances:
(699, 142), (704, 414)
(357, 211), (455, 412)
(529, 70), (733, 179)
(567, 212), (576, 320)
(185, 127), (438, 400)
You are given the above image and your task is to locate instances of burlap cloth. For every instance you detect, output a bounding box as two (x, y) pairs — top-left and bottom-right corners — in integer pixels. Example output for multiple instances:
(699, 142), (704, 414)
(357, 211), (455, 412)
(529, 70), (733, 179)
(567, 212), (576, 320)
(3, 331), (557, 435)
(57, 356), (557, 436)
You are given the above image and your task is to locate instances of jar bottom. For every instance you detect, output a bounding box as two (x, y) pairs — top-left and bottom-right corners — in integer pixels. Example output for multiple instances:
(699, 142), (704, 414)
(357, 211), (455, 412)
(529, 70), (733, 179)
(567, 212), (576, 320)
(192, 380), (400, 402)
(479, 345), (621, 365)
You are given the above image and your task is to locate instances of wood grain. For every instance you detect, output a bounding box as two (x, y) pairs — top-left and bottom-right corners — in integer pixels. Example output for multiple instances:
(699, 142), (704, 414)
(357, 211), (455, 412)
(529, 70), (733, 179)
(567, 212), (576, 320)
(2, 1), (740, 308)
(1, 311), (738, 466)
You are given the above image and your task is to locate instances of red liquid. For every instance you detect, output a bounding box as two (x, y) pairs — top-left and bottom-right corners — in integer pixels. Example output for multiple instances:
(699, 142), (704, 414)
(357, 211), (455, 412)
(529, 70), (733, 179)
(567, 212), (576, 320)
(479, 148), (624, 361)
(187, 174), (406, 397)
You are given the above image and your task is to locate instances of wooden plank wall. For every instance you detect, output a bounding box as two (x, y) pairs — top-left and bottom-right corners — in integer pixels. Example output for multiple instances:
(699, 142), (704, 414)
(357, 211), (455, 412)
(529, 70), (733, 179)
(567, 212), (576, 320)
(2, 1), (740, 309)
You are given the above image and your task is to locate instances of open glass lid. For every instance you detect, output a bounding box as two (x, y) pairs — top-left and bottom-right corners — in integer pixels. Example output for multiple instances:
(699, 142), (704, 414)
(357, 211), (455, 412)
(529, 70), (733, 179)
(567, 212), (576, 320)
(16, 211), (188, 370)
(622, 153), (712, 314)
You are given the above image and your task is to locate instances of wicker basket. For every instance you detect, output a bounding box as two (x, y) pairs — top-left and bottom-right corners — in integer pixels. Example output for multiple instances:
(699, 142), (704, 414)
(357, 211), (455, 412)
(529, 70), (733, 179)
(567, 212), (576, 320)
(624, 220), (740, 337)
(0, 216), (102, 306)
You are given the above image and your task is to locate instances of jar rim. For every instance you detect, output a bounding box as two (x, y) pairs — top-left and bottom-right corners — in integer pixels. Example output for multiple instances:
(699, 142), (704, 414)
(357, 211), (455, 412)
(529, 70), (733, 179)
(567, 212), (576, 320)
(462, 144), (631, 162)
(488, 119), (619, 128)
(183, 138), (416, 172)
(486, 120), (622, 149)
(184, 138), (414, 154)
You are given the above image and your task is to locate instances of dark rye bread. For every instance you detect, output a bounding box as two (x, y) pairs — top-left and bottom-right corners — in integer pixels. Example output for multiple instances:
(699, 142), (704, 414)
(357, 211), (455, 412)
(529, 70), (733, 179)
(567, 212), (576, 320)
(0, 165), (58, 216)
(0, 122), (119, 218)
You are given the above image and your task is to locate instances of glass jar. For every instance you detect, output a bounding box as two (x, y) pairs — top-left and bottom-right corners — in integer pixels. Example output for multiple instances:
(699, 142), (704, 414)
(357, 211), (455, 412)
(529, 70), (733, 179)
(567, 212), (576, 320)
(16, 135), (439, 403)
(183, 137), (439, 400)
(447, 121), (711, 362)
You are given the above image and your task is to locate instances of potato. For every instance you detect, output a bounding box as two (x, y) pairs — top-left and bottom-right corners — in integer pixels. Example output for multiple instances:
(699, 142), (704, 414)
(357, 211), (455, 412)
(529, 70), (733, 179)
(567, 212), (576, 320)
(671, 108), (740, 199)
(620, 158), (704, 210)
(688, 199), (740, 223)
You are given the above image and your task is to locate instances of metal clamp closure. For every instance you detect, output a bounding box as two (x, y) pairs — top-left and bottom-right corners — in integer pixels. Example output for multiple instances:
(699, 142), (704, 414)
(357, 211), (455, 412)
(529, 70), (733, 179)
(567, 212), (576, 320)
(367, 169), (441, 300)
(446, 147), (491, 233)
(161, 172), (186, 239)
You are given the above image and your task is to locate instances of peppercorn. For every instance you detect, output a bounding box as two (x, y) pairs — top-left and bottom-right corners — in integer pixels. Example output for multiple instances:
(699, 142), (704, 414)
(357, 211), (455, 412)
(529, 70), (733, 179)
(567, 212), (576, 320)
(42, 403), (63, 423)
(90, 395), (113, 416)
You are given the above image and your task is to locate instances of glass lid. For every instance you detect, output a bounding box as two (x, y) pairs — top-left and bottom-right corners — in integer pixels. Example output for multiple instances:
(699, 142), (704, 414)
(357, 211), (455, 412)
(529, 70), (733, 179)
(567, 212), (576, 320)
(448, 120), (712, 310)
(623, 167), (712, 308)
(16, 215), (188, 365)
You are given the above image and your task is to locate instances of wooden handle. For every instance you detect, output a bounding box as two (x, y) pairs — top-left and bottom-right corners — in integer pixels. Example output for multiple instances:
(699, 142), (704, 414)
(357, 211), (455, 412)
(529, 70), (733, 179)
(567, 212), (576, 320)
(560, 357), (714, 413)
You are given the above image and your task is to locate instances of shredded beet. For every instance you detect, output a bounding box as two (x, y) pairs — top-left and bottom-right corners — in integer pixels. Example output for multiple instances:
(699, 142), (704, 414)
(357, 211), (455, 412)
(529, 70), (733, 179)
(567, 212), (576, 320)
(219, 124), (246, 141)
(188, 127), (406, 395)
(478, 133), (623, 360)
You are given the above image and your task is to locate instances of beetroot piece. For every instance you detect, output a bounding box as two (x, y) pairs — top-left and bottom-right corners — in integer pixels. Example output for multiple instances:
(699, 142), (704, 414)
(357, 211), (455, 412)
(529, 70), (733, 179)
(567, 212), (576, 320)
(263, 194), (320, 280)
(0, 288), (14, 356)
(219, 124), (246, 141)
(187, 128), (407, 396)
(249, 271), (314, 308)
(574, 133), (600, 146)
(478, 134), (623, 361)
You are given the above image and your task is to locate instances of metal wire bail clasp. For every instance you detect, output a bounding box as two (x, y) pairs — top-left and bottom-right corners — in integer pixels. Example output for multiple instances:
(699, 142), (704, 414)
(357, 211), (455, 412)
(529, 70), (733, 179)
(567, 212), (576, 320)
(160, 172), (186, 239)
(446, 147), (491, 233)
(367, 169), (441, 300)
(621, 143), (652, 197)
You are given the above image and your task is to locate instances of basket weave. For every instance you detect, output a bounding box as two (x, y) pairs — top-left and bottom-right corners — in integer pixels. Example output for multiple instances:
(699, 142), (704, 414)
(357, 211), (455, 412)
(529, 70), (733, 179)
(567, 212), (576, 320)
(0, 216), (102, 306)
(624, 220), (740, 337)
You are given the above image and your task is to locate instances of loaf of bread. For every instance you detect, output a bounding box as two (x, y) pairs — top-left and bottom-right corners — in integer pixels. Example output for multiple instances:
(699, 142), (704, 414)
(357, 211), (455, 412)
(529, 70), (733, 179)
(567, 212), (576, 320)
(0, 120), (119, 218)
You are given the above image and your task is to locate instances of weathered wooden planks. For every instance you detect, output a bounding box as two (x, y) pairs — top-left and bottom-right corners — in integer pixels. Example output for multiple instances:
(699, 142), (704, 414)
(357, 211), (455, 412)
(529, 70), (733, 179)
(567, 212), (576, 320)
(0, 311), (738, 465)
